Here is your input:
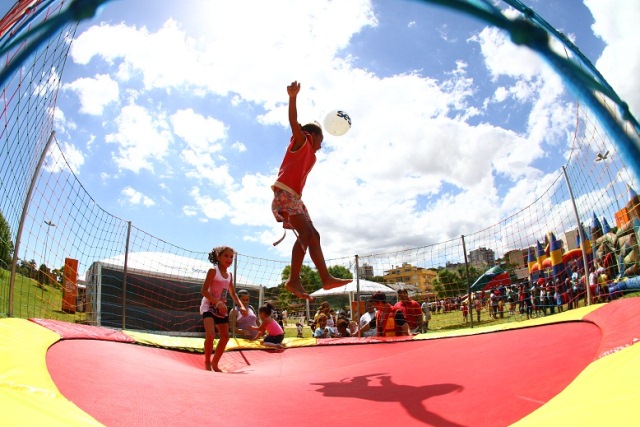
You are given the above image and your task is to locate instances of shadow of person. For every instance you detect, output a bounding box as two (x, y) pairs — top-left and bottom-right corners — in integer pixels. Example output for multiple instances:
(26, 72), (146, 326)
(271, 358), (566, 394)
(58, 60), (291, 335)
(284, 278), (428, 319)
(311, 373), (465, 426)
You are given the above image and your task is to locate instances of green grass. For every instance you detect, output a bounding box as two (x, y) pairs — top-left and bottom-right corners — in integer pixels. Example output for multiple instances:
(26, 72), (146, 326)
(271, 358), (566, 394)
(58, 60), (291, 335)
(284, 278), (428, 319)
(0, 268), (87, 323)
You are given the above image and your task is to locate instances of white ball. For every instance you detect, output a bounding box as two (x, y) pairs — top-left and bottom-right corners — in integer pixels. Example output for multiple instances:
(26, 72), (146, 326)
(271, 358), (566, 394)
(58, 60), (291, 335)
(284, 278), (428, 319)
(323, 110), (351, 136)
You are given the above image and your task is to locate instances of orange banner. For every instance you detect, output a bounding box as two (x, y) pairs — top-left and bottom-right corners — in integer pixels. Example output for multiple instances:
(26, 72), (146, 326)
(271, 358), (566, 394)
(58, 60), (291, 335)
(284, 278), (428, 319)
(62, 258), (78, 313)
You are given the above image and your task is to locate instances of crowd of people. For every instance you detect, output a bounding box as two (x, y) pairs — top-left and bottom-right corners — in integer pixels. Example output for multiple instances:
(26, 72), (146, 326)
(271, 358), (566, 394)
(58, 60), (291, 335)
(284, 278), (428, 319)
(200, 243), (621, 372)
(468, 261), (618, 322)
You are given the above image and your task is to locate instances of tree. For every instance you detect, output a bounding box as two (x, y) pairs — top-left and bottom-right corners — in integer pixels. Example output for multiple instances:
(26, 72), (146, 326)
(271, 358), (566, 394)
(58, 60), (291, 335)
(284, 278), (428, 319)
(433, 268), (463, 298)
(0, 211), (13, 269)
(17, 259), (37, 279)
(39, 263), (54, 287)
(328, 265), (353, 280)
(277, 265), (321, 309)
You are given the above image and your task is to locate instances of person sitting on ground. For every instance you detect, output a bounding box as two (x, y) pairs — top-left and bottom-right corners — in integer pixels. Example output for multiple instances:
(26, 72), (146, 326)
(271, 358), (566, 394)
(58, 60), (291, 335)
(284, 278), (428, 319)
(250, 302), (285, 349)
(229, 289), (260, 340)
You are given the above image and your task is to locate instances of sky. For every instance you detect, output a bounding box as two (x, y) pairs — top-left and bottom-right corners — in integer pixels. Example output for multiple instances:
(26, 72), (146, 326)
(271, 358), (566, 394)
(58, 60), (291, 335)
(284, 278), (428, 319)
(12, 0), (640, 263)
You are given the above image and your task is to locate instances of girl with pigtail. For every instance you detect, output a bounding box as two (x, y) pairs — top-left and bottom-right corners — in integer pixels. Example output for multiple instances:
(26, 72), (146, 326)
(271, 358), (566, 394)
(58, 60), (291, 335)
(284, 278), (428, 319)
(200, 246), (247, 372)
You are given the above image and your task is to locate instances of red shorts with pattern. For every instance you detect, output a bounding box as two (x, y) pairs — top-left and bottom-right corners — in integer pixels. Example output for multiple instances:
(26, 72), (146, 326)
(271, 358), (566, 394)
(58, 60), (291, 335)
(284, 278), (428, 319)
(271, 188), (311, 228)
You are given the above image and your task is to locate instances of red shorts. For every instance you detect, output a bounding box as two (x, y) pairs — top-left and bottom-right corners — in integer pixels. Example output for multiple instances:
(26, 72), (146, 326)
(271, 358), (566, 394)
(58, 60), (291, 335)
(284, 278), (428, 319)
(271, 188), (311, 228)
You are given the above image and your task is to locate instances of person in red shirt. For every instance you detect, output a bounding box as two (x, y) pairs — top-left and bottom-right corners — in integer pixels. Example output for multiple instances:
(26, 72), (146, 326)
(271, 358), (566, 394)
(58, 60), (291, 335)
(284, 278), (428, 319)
(271, 81), (352, 300)
(359, 292), (409, 337)
(393, 289), (422, 334)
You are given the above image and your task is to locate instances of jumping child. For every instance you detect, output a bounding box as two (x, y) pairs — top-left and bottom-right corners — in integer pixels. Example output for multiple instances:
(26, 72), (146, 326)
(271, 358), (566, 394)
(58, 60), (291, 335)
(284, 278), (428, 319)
(271, 80), (352, 300)
(200, 246), (246, 372)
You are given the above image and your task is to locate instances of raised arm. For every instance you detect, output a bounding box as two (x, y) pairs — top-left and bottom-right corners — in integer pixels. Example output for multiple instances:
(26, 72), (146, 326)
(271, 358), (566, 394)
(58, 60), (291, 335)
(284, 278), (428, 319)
(287, 81), (306, 151)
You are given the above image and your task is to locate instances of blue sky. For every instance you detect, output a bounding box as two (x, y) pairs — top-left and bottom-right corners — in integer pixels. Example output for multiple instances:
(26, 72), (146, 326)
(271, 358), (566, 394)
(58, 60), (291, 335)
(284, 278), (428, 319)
(23, 0), (640, 262)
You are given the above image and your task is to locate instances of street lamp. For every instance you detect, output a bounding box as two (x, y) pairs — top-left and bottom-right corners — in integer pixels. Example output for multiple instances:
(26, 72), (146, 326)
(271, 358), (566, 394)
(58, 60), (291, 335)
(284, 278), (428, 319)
(594, 151), (621, 211)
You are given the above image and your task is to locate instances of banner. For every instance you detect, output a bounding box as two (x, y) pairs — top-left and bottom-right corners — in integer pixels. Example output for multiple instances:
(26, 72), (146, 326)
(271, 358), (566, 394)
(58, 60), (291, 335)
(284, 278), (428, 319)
(62, 258), (78, 313)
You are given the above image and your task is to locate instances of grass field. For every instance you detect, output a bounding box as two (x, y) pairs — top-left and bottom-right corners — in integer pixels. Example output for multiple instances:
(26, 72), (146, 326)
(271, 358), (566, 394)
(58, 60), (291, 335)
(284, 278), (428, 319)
(0, 269), (87, 322)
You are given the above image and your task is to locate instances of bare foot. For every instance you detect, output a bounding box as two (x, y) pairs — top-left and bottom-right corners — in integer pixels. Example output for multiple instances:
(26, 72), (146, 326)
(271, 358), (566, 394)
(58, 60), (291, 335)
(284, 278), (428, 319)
(212, 366), (225, 373)
(285, 279), (313, 300)
(322, 277), (352, 291)
(205, 361), (212, 371)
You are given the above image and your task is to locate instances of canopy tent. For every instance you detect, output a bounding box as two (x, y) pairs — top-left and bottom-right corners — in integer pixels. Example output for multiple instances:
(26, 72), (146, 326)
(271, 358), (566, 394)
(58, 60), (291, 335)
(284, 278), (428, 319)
(469, 266), (511, 293)
(310, 279), (397, 315)
(309, 279), (396, 298)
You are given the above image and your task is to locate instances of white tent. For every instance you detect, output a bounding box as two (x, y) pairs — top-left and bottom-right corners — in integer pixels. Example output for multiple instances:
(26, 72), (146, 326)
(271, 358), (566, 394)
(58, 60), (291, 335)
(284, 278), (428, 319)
(310, 279), (397, 317)
(309, 279), (396, 298)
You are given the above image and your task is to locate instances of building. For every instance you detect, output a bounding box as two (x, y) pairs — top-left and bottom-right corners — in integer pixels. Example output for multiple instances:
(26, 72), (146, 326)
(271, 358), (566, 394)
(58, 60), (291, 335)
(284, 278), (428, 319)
(468, 247), (495, 266)
(382, 263), (437, 294)
(357, 263), (374, 280)
(502, 248), (529, 280)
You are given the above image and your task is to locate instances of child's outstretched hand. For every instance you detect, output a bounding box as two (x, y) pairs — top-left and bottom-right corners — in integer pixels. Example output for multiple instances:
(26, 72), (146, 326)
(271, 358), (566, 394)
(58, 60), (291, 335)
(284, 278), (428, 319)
(287, 81), (301, 97)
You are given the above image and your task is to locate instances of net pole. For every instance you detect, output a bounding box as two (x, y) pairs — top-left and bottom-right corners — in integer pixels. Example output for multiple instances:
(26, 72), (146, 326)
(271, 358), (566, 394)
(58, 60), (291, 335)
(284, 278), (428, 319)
(121, 221), (131, 329)
(8, 130), (55, 317)
(461, 235), (473, 328)
(562, 166), (591, 306)
(354, 254), (360, 321)
(231, 253), (238, 338)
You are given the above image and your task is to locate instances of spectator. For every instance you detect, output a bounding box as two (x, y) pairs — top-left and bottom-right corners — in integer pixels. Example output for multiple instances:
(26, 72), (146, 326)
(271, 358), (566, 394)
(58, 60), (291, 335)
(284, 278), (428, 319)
(474, 294), (482, 322)
(462, 302), (469, 323)
(420, 298), (431, 332)
(490, 289), (499, 319)
(359, 292), (409, 337)
(229, 289), (260, 340)
(357, 300), (377, 337)
(296, 321), (304, 338)
(313, 314), (335, 338)
(394, 289), (422, 334)
(335, 318), (351, 337)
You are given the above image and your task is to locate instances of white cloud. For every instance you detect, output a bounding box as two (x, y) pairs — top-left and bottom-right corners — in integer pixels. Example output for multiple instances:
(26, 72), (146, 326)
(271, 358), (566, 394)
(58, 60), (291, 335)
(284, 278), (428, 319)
(44, 140), (85, 174)
(63, 74), (119, 115)
(120, 186), (155, 207)
(585, 0), (640, 118)
(188, 187), (229, 220)
(104, 102), (172, 173)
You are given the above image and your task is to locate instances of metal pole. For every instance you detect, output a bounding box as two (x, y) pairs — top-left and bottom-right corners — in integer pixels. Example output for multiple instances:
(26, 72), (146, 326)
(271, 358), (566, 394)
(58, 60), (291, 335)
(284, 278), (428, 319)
(231, 253), (238, 338)
(42, 220), (55, 298)
(461, 235), (473, 328)
(121, 221), (132, 329)
(354, 254), (360, 320)
(562, 166), (591, 305)
(8, 131), (56, 317)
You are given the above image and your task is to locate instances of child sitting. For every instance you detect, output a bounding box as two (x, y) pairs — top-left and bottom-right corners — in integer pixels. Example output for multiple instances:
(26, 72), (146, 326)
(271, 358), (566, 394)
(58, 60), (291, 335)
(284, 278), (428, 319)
(251, 302), (285, 349)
